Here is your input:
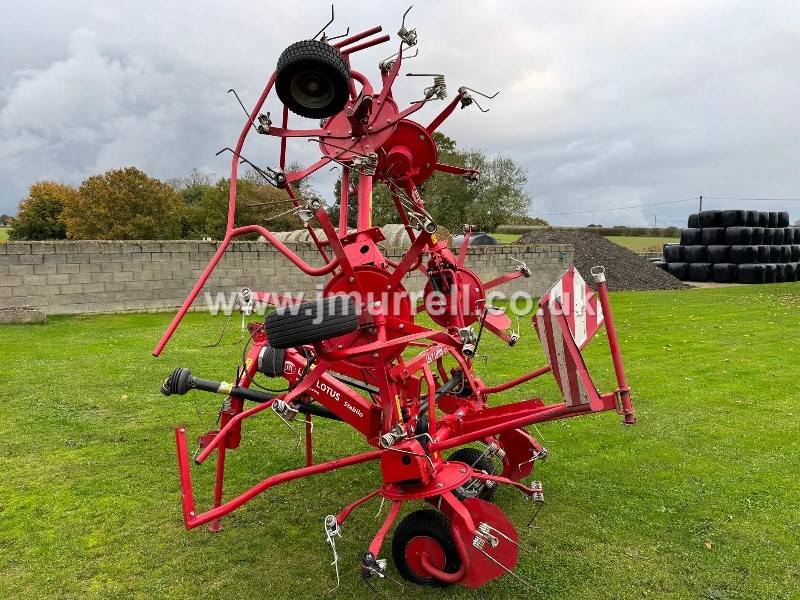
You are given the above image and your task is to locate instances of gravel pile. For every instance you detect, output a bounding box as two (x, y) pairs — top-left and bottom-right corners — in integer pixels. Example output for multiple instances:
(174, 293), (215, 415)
(518, 229), (689, 291)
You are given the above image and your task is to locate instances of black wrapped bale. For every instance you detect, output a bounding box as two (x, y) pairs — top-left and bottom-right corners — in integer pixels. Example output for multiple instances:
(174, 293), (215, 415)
(751, 227), (764, 245)
(712, 263), (737, 283)
(680, 228), (702, 246)
(730, 245), (758, 264)
(666, 262), (689, 280)
(687, 213), (700, 228)
(707, 245), (730, 263)
(781, 245), (792, 263)
(720, 209), (746, 227)
(792, 245), (800, 262)
(776, 263), (786, 283)
(769, 245), (782, 263)
(795, 229), (800, 244)
(663, 244), (685, 262)
(778, 211), (790, 227)
(756, 245), (771, 263)
(769, 211), (779, 228)
(765, 264), (778, 284)
(725, 226), (753, 245)
(746, 210), (760, 226)
(699, 210), (722, 228)
(685, 245), (708, 263)
(687, 263), (712, 282)
(758, 211), (770, 228)
(737, 264), (766, 284)
(763, 228), (775, 244)
(701, 227), (726, 245)
(784, 227), (795, 243)
(652, 260), (668, 271)
(784, 263), (797, 283)
(773, 228), (785, 245)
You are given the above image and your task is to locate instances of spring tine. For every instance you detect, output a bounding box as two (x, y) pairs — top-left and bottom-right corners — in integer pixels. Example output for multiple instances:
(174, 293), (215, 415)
(204, 304), (235, 347)
(479, 523), (534, 554)
(227, 89), (258, 132)
(474, 545), (539, 592)
(374, 496), (385, 519)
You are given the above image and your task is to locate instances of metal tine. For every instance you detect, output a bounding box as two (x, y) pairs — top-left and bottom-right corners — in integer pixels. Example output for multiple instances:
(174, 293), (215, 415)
(479, 522), (534, 555)
(323, 515), (341, 594)
(460, 85), (500, 99)
(474, 545), (538, 592)
(227, 89), (258, 132)
(313, 4), (335, 41)
(204, 306), (235, 347)
(374, 496), (385, 519)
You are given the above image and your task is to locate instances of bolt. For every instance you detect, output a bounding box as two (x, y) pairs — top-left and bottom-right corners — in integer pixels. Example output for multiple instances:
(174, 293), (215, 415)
(350, 137), (356, 141)
(460, 468), (466, 473)
(349, 277), (355, 282)
(348, 130), (352, 135)
(386, 119), (391, 124)
(337, 344), (343, 349)
(386, 284), (391, 290)
(367, 125), (373, 131)
(436, 483), (444, 488)
(327, 130), (331, 135)
(419, 135), (425, 141)
(189, 511), (195, 517)
(179, 428), (185, 433)
(474, 288), (479, 293)
(399, 324), (404, 329)
(373, 353), (379, 358)
(425, 162), (431, 168)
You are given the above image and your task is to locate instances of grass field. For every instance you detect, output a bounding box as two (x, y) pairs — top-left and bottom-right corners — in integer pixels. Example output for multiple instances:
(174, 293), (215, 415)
(605, 235), (679, 253)
(0, 227), (9, 241)
(1, 285), (799, 599)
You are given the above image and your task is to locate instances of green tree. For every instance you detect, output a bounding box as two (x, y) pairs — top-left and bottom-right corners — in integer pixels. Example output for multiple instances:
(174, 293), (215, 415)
(64, 167), (185, 240)
(8, 181), (76, 240)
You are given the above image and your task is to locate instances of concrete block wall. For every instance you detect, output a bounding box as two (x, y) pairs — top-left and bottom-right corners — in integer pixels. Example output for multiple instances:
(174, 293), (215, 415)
(0, 241), (573, 315)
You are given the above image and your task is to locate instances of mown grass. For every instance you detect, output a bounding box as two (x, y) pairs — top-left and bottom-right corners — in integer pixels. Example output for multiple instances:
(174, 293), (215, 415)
(0, 227), (9, 241)
(1, 285), (799, 599)
(605, 235), (679, 253)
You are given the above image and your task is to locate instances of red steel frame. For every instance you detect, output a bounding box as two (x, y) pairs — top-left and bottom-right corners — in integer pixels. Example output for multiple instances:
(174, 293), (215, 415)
(155, 18), (635, 589)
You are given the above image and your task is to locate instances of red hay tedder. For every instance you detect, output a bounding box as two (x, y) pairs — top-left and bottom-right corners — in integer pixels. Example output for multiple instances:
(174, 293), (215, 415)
(154, 7), (636, 593)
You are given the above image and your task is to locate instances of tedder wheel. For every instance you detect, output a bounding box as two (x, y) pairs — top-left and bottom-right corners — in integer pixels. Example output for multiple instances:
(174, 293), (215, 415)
(264, 295), (360, 349)
(275, 39), (350, 119)
(391, 510), (462, 587)
(448, 447), (497, 502)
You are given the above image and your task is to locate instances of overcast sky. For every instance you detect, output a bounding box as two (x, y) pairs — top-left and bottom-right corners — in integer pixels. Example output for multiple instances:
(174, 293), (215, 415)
(1, 0), (799, 226)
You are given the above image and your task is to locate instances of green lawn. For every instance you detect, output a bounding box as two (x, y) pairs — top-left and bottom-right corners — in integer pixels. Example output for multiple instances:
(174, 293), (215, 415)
(0, 227), (9, 241)
(1, 285), (799, 599)
(605, 235), (679, 252)
(492, 233), (522, 244)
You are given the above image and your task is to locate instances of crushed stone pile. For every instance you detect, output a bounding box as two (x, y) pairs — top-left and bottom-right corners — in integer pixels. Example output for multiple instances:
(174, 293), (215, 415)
(517, 229), (689, 291)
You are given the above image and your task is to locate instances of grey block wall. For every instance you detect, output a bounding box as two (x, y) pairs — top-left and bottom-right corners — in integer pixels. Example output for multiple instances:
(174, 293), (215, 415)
(0, 241), (573, 315)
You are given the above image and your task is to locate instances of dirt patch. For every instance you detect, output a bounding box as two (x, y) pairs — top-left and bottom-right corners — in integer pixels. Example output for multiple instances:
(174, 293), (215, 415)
(518, 229), (688, 292)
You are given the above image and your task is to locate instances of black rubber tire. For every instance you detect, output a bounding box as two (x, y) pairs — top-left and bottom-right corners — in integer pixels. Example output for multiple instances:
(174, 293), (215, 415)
(751, 227), (764, 245)
(666, 262), (688, 280)
(763, 228), (775, 244)
(687, 213), (700, 228)
(684, 245), (707, 263)
(699, 210), (722, 228)
(730, 245), (758, 265)
(778, 211), (790, 227)
(764, 264), (778, 283)
(663, 244), (684, 262)
(680, 228), (702, 246)
(725, 226), (753, 245)
(712, 263), (737, 283)
(746, 210), (760, 227)
(257, 344), (286, 377)
(791, 245), (800, 262)
(737, 264), (766, 284)
(785, 263), (798, 283)
(392, 510), (461, 587)
(720, 210), (746, 228)
(265, 295), (360, 349)
(781, 245), (792, 263)
(773, 228), (785, 245)
(275, 40), (350, 119)
(757, 245), (771, 263)
(447, 447), (497, 502)
(769, 212), (779, 228)
(687, 262), (712, 282)
(707, 245), (730, 264)
(758, 211), (770, 228)
(770, 245), (782, 263)
(701, 227), (726, 245)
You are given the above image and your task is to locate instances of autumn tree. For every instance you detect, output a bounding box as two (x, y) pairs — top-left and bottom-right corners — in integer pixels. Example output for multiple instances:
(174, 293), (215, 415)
(8, 181), (77, 240)
(63, 167), (185, 240)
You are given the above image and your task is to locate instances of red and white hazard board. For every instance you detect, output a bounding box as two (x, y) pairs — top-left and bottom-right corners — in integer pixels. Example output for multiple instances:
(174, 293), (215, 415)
(533, 268), (604, 409)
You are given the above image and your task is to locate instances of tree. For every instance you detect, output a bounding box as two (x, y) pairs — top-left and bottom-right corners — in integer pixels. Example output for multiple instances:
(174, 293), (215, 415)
(63, 167), (185, 240)
(8, 181), (76, 240)
(421, 132), (532, 232)
(0, 214), (11, 227)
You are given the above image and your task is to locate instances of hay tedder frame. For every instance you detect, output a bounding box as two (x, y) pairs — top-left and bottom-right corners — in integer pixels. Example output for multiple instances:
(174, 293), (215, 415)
(154, 8), (635, 592)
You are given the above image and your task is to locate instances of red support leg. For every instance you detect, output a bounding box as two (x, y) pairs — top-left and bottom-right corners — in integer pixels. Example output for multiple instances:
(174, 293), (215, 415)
(305, 415), (313, 467)
(209, 444), (227, 532)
